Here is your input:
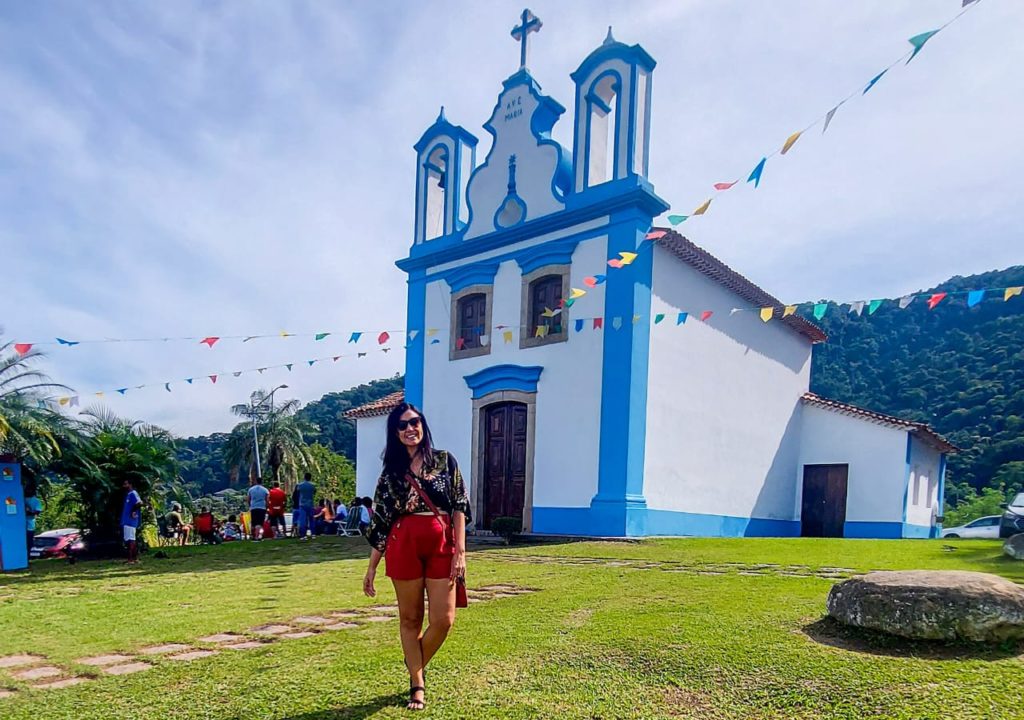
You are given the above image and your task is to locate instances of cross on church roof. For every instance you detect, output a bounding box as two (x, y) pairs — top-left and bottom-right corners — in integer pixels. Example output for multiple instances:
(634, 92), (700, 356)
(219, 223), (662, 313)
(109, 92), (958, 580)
(510, 9), (542, 71)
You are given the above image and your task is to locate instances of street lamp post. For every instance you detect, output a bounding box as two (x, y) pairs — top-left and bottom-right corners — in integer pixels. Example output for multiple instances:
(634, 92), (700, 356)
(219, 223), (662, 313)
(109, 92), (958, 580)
(250, 384), (288, 482)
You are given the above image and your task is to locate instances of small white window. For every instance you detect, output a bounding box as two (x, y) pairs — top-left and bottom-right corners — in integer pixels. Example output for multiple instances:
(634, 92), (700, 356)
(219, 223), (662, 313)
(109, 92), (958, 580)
(586, 74), (618, 187)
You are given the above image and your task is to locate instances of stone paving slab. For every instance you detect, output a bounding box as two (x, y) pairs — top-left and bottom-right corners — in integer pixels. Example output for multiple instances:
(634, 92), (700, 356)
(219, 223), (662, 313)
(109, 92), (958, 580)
(329, 611), (363, 619)
(368, 605), (397, 613)
(33, 677), (88, 690)
(0, 654), (43, 669)
(198, 633), (245, 644)
(293, 616), (334, 625)
(166, 650), (218, 661)
(0, 689), (17, 699)
(222, 641), (265, 650)
(362, 615), (395, 623)
(280, 631), (318, 640)
(12, 666), (62, 681)
(252, 624), (294, 636)
(322, 622), (359, 631)
(78, 654), (135, 667)
(102, 662), (152, 676)
(139, 644), (192, 655)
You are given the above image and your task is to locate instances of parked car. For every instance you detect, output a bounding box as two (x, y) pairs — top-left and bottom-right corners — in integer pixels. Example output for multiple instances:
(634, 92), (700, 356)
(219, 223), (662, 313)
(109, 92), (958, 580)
(29, 528), (83, 559)
(942, 516), (1002, 539)
(999, 492), (1024, 538)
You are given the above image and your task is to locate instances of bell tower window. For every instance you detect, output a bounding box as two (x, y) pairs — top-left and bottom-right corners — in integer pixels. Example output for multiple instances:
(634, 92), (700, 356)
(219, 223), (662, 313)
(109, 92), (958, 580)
(424, 145), (449, 240)
(585, 73), (619, 188)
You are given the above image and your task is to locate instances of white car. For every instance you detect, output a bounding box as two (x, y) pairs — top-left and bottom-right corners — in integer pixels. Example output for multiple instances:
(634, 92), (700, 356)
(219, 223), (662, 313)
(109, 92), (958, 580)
(941, 515), (1002, 539)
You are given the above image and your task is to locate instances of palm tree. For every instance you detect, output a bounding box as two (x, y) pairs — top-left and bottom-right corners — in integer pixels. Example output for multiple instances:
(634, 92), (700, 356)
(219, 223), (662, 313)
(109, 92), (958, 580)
(0, 336), (75, 482)
(224, 390), (317, 491)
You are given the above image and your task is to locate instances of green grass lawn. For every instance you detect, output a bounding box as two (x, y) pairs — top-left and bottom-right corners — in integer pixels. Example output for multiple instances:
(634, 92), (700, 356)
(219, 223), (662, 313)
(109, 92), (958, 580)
(0, 536), (1020, 719)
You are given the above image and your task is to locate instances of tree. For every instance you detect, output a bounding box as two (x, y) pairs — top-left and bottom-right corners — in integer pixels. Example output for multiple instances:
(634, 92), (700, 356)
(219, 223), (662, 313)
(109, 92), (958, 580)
(307, 443), (356, 503)
(224, 390), (317, 491)
(54, 408), (180, 545)
(944, 485), (1013, 529)
(0, 337), (76, 488)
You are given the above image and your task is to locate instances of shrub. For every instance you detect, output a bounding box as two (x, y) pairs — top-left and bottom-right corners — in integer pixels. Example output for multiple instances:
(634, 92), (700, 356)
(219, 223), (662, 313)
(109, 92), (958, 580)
(490, 516), (522, 544)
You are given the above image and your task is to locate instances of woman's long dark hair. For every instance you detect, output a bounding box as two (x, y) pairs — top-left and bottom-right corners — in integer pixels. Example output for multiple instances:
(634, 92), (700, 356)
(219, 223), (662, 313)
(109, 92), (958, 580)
(381, 403), (435, 480)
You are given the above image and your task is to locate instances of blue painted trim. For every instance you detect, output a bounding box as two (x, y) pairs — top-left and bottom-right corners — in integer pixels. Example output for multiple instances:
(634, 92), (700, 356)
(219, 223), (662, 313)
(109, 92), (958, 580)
(901, 434), (913, 524)
(515, 236), (581, 274)
(398, 176), (668, 273)
(531, 505), (800, 538)
(935, 454), (948, 535)
(438, 261), (501, 292)
(843, 521), (934, 539)
(0, 462), (28, 571)
(404, 270), (427, 408)
(414, 111), (479, 154)
(591, 210), (655, 535)
(571, 40), (656, 84)
(493, 194), (528, 230)
(463, 364), (543, 400)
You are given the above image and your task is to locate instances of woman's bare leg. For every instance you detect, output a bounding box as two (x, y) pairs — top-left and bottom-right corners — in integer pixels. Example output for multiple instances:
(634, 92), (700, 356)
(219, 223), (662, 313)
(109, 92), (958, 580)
(421, 578), (456, 667)
(392, 578), (426, 705)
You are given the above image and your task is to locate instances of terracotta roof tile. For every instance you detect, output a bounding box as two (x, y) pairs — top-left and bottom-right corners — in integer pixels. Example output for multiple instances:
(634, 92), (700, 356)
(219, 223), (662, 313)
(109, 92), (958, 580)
(653, 228), (827, 344)
(802, 392), (957, 453)
(343, 391), (405, 420)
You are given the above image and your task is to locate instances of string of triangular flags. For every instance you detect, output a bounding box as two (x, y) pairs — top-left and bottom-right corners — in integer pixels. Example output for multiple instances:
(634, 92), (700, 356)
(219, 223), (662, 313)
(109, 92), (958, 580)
(658, 0), (982, 229)
(42, 347), (399, 408)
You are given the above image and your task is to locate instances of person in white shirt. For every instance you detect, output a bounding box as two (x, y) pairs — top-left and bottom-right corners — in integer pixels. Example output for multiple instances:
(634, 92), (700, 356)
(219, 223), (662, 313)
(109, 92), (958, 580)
(247, 478), (270, 541)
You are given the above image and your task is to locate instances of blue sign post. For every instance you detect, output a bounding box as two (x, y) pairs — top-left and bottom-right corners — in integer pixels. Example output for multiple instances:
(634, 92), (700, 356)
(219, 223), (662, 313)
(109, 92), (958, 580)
(0, 463), (28, 572)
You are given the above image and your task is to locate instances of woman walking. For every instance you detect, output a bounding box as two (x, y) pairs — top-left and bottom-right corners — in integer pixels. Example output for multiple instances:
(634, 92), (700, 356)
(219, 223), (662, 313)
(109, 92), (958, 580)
(363, 403), (470, 711)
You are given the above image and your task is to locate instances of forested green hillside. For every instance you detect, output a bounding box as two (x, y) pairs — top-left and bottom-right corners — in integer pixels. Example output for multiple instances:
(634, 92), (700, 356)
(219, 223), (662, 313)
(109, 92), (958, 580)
(810, 265), (1024, 503)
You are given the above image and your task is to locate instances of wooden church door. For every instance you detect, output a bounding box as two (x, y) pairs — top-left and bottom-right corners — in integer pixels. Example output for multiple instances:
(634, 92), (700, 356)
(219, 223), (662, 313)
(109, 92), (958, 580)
(801, 464), (849, 538)
(482, 402), (528, 529)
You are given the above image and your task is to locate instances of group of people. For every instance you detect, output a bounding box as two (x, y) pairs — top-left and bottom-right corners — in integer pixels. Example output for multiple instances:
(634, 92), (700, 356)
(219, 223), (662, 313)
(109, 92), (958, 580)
(246, 473), (373, 539)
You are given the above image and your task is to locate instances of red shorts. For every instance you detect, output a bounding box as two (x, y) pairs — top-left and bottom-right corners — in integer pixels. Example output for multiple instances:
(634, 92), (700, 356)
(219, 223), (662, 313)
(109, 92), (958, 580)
(385, 514), (453, 581)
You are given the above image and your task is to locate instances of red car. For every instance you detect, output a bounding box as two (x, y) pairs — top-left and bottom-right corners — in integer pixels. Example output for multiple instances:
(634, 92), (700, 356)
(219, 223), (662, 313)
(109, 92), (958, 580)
(30, 528), (83, 560)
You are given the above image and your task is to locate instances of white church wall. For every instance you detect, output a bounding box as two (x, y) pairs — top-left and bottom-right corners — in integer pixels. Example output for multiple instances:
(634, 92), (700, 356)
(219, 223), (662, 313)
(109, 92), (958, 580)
(419, 230), (609, 521)
(642, 246), (812, 536)
(354, 415), (387, 499)
(797, 405), (908, 535)
(904, 436), (942, 535)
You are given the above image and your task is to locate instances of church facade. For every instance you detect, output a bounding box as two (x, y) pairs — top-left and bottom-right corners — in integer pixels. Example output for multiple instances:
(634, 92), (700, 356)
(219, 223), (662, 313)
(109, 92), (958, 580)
(348, 12), (954, 540)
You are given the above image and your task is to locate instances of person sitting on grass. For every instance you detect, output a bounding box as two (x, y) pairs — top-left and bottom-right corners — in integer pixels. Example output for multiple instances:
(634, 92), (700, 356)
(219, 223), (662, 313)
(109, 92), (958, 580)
(222, 515), (242, 541)
(193, 507), (221, 544)
(165, 502), (191, 546)
(358, 496), (373, 535)
(334, 497), (348, 524)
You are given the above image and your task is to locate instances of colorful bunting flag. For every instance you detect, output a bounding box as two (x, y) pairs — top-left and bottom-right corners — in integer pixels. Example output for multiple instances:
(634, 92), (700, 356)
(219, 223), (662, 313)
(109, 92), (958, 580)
(503, 330), (513, 343)
(58, 397), (69, 407)
(382, 348), (390, 353)
(593, 318), (604, 330)
(813, 303), (828, 320)
(962, 0), (979, 5)
(927, 292), (947, 310)
(713, 181), (737, 191)
(699, 311), (712, 322)
(619, 251), (638, 265)
(430, 339), (440, 345)
(570, 288), (586, 299)
(574, 319), (584, 332)
(349, 332), (362, 343)
(69, 396), (79, 407)
(357, 352), (367, 358)
(200, 336), (219, 348)
(654, 313), (665, 324)
(868, 299), (883, 315)
(693, 198), (712, 216)
(117, 388), (128, 395)
(280, 330), (292, 337)
(612, 317), (623, 330)
(632, 314), (641, 325)
(898, 295), (915, 309)
(677, 312), (688, 325)
(850, 301), (865, 316)
(186, 379), (193, 384)
(315, 333), (330, 341)
(823, 103), (842, 134)
(730, 308), (741, 316)
(760, 307), (773, 322)
(378, 331), (390, 345)
(95, 392), (104, 398)
(645, 230), (667, 240)
(783, 305), (797, 317)
(594, 275), (607, 285)
(967, 290), (985, 307)
(457, 337), (466, 349)
(607, 258), (624, 269)
(564, 298), (576, 308)
(308, 360), (316, 366)
(780, 131), (802, 155)
(233, 371), (242, 377)
(748, 158), (766, 188)
(257, 368), (265, 374)
(286, 364), (293, 371)
(1005, 286), (1023, 302)
(667, 215), (688, 226)
(332, 356), (341, 362)
(209, 375), (217, 384)
(907, 30), (939, 63)
(534, 326), (547, 338)
(541, 307), (557, 318)
(426, 328), (438, 337)
(56, 338), (79, 346)
(408, 330), (420, 341)
(243, 336), (258, 343)
(583, 276), (598, 288)
(480, 335), (490, 346)
(14, 343), (32, 355)
(164, 383), (171, 392)
(863, 69), (887, 94)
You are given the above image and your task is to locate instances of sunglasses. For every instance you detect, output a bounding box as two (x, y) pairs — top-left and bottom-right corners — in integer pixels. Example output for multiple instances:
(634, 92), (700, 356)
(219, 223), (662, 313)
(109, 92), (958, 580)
(397, 417), (422, 431)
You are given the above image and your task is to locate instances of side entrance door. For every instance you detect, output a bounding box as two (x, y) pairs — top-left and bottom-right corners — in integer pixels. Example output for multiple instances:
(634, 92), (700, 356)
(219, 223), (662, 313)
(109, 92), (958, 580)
(801, 464), (849, 538)
(482, 402), (528, 529)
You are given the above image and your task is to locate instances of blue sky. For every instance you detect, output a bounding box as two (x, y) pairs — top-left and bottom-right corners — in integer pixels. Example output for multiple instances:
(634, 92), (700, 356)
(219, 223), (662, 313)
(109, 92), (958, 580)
(2, 1), (1020, 436)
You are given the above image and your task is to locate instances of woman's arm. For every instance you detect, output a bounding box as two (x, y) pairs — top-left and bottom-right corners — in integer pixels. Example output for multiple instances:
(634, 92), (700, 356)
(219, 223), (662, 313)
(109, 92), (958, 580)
(450, 510), (467, 582)
(363, 547), (383, 597)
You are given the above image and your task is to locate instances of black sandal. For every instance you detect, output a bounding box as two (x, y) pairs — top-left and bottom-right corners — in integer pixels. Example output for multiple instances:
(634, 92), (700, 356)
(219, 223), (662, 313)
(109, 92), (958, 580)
(407, 685), (426, 711)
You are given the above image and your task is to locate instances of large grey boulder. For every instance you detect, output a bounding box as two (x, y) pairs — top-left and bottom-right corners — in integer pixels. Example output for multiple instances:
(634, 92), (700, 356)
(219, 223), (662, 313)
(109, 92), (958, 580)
(826, 570), (1024, 642)
(1004, 534), (1024, 560)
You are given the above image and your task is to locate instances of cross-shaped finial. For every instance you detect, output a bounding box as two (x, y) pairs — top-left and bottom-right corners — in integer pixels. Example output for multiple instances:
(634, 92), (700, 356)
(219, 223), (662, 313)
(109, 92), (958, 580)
(511, 9), (542, 71)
